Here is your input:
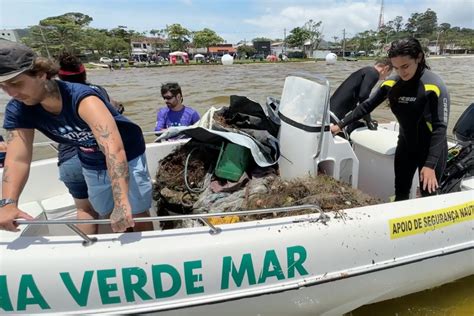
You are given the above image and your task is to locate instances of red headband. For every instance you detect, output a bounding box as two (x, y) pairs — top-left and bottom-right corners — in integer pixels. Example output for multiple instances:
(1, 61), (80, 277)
(58, 64), (85, 76)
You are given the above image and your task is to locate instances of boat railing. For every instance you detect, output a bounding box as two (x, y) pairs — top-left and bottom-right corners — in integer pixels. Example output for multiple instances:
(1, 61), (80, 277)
(31, 131), (162, 156)
(16, 204), (327, 246)
(32, 131), (159, 147)
(329, 110), (349, 139)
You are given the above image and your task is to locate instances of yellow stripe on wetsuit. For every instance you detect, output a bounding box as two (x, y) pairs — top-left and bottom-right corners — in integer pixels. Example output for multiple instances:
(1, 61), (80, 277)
(424, 84), (441, 97)
(423, 84), (441, 132)
(381, 79), (396, 88)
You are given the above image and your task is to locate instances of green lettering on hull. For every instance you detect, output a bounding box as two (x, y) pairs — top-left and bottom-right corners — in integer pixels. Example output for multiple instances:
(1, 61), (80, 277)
(122, 267), (152, 302)
(287, 246), (309, 278)
(258, 250), (285, 284)
(17, 275), (50, 311)
(0, 275), (14, 312)
(184, 261), (204, 295)
(60, 270), (94, 307)
(97, 269), (120, 305)
(221, 253), (256, 289)
(152, 264), (181, 298)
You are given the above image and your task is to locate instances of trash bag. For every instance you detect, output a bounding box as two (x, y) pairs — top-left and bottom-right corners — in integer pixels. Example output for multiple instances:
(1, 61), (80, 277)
(222, 95), (280, 138)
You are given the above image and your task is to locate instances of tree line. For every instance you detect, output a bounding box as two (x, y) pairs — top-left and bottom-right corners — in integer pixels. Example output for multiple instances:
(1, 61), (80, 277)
(20, 9), (473, 60)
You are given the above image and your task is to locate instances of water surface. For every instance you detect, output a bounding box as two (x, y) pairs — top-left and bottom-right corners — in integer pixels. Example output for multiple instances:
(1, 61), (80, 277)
(0, 58), (472, 314)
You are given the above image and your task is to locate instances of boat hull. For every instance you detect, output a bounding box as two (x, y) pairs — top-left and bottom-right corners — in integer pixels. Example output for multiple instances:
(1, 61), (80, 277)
(1, 189), (472, 315)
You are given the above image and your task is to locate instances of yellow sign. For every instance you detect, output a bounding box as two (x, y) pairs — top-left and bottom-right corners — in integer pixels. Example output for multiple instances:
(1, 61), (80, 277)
(389, 201), (474, 239)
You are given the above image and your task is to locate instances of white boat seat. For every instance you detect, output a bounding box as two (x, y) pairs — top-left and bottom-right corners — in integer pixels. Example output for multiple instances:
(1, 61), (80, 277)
(40, 193), (77, 236)
(41, 193), (76, 220)
(351, 127), (418, 201)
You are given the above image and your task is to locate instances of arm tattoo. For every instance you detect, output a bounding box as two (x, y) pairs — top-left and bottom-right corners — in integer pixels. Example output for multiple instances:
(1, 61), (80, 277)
(6, 130), (15, 145)
(93, 123), (130, 203)
(93, 123), (111, 141)
(105, 152), (129, 183)
(2, 166), (9, 183)
(92, 123), (110, 153)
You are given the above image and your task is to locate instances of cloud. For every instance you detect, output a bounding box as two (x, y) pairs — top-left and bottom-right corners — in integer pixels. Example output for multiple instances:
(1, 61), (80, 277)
(242, 0), (473, 41)
(244, 1), (380, 39)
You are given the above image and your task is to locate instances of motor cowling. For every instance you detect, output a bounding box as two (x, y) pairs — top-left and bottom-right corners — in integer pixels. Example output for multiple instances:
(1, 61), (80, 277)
(453, 103), (474, 142)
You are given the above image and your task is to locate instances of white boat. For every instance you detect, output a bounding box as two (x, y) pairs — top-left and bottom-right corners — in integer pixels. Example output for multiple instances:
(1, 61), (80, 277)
(0, 75), (472, 315)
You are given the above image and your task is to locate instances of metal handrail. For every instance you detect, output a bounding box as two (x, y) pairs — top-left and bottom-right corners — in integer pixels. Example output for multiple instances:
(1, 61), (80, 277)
(32, 131), (159, 149)
(329, 111), (350, 140)
(16, 204), (327, 246)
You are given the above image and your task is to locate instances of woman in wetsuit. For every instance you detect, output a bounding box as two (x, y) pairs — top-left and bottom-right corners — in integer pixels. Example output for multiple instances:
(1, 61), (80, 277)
(331, 38), (450, 201)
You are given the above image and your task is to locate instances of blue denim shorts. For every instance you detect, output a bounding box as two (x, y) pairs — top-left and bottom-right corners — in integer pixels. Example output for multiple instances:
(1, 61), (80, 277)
(59, 154), (89, 199)
(82, 154), (152, 217)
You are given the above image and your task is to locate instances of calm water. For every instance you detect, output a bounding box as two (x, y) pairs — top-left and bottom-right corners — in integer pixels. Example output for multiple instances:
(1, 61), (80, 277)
(0, 58), (473, 314)
(88, 57), (473, 134)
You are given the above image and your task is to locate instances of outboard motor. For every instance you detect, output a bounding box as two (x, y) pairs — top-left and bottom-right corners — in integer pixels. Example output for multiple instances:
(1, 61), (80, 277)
(453, 103), (474, 142)
(439, 103), (474, 193)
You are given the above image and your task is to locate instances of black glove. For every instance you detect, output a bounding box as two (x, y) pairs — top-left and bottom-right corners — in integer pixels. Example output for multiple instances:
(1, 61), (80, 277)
(366, 119), (378, 130)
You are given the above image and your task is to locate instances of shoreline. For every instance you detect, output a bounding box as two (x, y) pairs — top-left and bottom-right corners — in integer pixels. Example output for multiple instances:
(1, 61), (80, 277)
(428, 54), (474, 59)
(86, 54), (474, 71)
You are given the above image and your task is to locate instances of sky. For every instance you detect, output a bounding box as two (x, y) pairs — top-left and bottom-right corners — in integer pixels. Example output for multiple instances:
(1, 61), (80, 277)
(1, 0), (473, 43)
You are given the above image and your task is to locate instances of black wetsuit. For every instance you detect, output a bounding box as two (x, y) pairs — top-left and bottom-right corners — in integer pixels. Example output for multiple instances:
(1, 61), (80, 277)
(330, 66), (380, 133)
(338, 67), (450, 201)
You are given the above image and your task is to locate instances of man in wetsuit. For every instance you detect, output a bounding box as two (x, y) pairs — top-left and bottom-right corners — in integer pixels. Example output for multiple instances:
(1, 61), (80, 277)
(330, 58), (392, 134)
(331, 38), (450, 201)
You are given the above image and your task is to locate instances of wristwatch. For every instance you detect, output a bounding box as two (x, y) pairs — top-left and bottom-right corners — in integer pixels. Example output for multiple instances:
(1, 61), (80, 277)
(0, 198), (16, 208)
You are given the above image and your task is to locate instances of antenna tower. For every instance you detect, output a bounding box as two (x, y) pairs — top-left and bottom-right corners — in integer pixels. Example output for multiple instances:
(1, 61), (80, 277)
(378, 0), (384, 30)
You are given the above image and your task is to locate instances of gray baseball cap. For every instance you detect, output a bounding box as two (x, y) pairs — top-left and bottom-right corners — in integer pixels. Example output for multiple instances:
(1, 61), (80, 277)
(0, 39), (36, 82)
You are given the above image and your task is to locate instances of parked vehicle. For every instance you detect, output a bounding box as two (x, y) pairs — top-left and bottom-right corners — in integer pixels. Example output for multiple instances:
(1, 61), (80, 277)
(287, 51), (306, 59)
(250, 53), (265, 61)
(99, 57), (112, 64)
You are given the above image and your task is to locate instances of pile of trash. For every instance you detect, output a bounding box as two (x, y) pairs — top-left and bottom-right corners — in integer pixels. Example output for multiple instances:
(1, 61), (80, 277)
(153, 142), (380, 227)
(152, 95), (380, 228)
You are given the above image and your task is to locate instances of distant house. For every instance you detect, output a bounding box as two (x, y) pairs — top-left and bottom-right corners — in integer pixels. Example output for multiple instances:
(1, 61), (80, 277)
(427, 40), (471, 55)
(304, 39), (331, 59)
(130, 36), (169, 60)
(187, 46), (208, 55)
(0, 29), (21, 42)
(271, 41), (285, 56)
(207, 44), (236, 55)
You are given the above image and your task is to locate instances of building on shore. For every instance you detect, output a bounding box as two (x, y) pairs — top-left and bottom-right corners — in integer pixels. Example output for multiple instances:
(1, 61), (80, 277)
(207, 44), (236, 56)
(130, 36), (170, 61)
(0, 29), (21, 42)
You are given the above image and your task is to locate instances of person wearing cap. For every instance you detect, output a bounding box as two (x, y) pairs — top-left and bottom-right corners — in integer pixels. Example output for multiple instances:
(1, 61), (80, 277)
(0, 40), (152, 233)
(56, 51), (125, 234)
